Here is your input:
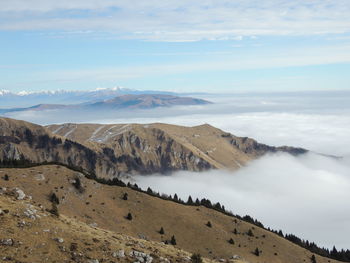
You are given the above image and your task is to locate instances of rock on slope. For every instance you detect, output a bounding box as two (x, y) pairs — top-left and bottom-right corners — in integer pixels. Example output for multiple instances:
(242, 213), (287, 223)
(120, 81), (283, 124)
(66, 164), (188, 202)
(0, 164), (339, 263)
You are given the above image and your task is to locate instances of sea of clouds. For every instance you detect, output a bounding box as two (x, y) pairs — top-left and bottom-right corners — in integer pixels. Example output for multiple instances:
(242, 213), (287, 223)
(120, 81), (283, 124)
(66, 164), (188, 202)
(5, 91), (350, 249)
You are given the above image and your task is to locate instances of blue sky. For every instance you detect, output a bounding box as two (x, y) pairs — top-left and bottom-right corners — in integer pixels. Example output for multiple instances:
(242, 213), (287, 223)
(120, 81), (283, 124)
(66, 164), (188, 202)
(1, 0), (350, 93)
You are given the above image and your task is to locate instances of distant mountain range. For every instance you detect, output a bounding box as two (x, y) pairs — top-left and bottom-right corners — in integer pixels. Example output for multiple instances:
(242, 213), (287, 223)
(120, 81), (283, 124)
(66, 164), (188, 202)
(0, 94), (211, 114)
(0, 87), (190, 108)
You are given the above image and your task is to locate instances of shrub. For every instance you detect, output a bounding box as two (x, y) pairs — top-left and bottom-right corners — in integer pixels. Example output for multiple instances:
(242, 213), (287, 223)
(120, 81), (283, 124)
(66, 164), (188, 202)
(247, 229), (254, 237)
(122, 193), (128, 200)
(191, 253), (203, 263)
(49, 203), (59, 217)
(126, 212), (133, 220)
(228, 238), (235, 245)
(72, 177), (84, 193)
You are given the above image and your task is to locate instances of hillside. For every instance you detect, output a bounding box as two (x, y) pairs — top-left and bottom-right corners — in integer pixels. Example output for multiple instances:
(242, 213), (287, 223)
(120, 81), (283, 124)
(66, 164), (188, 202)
(0, 164), (339, 263)
(0, 117), (307, 181)
(0, 181), (215, 263)
(47, 122), (307, 171)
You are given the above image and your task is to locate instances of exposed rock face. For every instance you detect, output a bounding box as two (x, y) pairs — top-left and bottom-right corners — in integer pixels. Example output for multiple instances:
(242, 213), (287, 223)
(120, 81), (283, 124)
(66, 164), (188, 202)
(226, 134), (307, 156)
(47, 122), (308, 172)
(0, 117), (308, 180)
(0, 118), (212, 179)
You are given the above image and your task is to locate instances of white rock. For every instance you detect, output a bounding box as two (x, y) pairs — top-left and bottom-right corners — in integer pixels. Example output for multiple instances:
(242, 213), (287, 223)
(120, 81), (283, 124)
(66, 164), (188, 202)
(14, 188), (25, 200)
(89, 222), (98, 228)
(0, 239), (13, 246)
(112, 249), (125, 258)
(34, 174), (45, 181)
(54, 238), (64, 243)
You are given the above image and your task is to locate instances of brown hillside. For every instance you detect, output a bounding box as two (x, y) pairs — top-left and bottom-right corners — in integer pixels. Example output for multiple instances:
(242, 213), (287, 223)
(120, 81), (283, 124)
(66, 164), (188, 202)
(0, 188), (217, 263)
(0, 117), (307, 181)
(46, 122), (307, 172)
(0, 165), (336, 263)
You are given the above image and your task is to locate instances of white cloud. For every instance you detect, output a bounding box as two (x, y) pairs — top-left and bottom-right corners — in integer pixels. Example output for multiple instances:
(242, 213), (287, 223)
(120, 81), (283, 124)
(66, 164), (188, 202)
(133, 152), (350, 249)
(1, 0), (350, 41)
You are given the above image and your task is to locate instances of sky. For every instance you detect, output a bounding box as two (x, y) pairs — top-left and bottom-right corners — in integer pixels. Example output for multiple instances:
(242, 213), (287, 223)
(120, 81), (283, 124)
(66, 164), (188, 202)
(1, 0), (350, 93)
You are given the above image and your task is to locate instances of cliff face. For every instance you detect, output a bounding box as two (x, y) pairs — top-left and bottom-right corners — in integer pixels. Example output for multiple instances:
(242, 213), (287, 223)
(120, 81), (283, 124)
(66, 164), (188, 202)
(47, 122), (308, 173)
(0, 118), (212, 179)
(0, 117), (307, 180)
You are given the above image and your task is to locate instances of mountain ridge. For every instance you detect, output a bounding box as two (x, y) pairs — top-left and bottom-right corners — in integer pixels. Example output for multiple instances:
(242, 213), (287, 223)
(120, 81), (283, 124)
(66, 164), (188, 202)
(0, 94), (211, 113)
(0, 117), (307, 181)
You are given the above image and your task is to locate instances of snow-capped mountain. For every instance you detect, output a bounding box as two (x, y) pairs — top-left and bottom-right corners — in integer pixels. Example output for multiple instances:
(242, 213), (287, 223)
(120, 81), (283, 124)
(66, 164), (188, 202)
(0, 87), (176, 108)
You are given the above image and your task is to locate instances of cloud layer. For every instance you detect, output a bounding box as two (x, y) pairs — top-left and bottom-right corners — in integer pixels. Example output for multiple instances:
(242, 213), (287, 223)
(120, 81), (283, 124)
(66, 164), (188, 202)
(1, 0), (350, 41)
(5, 92), (350, 249)
(133, 152), (350, 249)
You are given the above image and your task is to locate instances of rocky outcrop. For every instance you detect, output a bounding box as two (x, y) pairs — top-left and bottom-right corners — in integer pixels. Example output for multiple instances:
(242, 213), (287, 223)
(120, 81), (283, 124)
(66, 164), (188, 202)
(225, 134), (307, 156)
(0, 118), (212, 179)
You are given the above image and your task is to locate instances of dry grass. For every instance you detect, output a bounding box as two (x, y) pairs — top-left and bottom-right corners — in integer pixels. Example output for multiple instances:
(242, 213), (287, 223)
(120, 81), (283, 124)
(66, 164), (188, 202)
(0, 165), (339, 263)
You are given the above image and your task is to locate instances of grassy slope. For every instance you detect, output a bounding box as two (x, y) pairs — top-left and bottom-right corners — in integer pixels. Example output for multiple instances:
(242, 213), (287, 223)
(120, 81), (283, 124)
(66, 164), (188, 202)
(0, 194), (217, 263)
(0, 165), (338, 263)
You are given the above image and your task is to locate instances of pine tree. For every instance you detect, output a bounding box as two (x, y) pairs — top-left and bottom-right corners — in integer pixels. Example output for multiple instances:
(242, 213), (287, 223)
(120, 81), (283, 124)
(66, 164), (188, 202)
(170, 235), (177, 245)
(147, 187), (153, 194)
(233, 228), (238, 235)
(195, 198), (200, 206)
(49, 192), (60, 205)
(206, 221), (212, 228)
(254, 247), (260, 256)
(187, 196), (194, 205)
(311, 255), (317, 263)
(159, 227), (165, 235)
(228, 238), (235, 245)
